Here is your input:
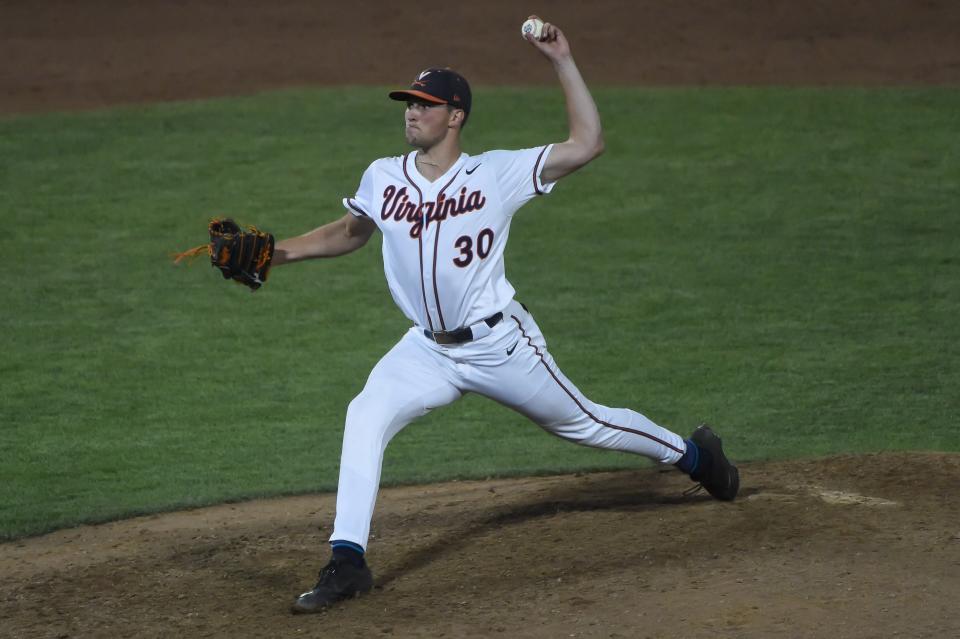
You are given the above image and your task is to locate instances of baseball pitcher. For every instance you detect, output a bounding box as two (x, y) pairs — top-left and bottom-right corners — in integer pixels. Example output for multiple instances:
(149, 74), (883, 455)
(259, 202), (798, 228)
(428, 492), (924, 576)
(189, 17), (740, 612)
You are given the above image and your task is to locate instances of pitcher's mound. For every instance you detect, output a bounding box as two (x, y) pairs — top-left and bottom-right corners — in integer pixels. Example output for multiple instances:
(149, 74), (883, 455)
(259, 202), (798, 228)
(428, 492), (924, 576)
(2, 452), (958, 638)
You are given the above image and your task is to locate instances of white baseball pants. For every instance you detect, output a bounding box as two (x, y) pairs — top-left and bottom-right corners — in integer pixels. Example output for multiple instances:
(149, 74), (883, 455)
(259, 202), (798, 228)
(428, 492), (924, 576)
(330, 300), (686, 549)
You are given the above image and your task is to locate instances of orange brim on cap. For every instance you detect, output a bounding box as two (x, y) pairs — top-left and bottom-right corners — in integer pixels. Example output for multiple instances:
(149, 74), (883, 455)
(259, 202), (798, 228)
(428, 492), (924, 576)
(388, 89), (448, 104)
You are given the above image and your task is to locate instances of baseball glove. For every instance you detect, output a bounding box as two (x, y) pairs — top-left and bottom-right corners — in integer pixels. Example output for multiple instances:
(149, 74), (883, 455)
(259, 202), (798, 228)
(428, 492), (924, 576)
(174, 218), (275, 291)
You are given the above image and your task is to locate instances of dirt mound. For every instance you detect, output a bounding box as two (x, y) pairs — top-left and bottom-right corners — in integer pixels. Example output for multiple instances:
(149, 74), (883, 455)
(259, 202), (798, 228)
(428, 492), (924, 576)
(3, 453), (958, 638)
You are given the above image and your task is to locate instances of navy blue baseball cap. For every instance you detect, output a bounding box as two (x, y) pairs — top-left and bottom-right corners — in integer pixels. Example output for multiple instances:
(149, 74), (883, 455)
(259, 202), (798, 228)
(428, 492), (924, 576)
(389, 67), (472, 118)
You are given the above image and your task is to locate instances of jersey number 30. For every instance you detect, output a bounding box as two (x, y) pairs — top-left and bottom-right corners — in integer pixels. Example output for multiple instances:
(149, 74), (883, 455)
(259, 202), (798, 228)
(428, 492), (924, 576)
(453, 228), (494, 267)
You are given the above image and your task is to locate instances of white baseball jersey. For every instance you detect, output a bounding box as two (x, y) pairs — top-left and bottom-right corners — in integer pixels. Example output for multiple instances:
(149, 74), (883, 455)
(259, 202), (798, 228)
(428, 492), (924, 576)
(329, 144), (688, 550)
(343, 146), (556, 331)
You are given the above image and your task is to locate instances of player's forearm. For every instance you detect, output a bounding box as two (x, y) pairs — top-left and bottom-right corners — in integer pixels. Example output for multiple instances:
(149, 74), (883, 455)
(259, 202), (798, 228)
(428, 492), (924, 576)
(554, 55), (604, 158)
(273, 216), (371, 265)
(539, 54), (605, 183)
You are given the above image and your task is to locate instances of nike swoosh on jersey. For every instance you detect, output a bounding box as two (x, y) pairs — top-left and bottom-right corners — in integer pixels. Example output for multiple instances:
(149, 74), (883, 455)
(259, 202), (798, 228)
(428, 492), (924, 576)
(506, 341), (519, 356)
(465, 164), (482, 175)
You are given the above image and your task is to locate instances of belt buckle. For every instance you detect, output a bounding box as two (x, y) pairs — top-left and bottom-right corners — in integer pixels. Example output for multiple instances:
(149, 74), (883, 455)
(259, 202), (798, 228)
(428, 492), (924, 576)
(431, 326), (475, 345)
(431, 330), (456, 345)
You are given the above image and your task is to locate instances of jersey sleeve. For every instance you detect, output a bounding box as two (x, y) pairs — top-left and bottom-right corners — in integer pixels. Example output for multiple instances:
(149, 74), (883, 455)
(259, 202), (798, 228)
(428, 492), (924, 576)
(485, 145), (557, 216)
(342, 162), (377, 220)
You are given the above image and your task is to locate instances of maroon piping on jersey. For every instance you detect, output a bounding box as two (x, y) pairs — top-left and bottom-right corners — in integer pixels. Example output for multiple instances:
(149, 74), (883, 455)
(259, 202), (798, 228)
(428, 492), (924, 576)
(429, 167), (463, 331)
(509, 314), (684, 454)
(346, 198), (369, 218)
(532, 145), (549, 195)
(402, 153), (434, 332)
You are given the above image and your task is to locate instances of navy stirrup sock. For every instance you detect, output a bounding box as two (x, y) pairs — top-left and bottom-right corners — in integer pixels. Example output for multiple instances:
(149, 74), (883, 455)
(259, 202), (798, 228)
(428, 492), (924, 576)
(674, 439), (700, 475)
(330, 540), (366, 568)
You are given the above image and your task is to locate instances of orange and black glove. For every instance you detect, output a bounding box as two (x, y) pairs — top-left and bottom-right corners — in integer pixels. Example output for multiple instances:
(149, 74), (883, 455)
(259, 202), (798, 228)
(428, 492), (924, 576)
(174, 218), (274, 291)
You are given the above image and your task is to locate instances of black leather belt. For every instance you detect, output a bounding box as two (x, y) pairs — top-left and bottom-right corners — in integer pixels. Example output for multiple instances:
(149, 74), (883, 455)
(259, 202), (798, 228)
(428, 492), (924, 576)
(424, 312), (503, 345)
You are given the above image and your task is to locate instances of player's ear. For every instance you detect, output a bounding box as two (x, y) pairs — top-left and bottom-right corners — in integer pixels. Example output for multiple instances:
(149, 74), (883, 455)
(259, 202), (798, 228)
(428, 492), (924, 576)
(448, 107), (465, 130)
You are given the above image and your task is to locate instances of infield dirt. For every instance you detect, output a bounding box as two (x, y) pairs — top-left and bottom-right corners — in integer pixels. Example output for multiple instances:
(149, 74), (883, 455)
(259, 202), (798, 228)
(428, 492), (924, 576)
(2, 1), (958, 637)
(2, 0), (959, 115)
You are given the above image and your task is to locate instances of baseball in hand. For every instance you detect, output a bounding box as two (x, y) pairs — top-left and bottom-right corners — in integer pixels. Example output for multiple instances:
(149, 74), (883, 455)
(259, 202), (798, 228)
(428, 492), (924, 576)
(521, 17), (544, 40)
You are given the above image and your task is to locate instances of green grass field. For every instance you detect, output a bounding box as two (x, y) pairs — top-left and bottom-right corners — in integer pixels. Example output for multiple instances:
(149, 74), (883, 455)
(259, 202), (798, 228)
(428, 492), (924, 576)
(1, 87), (958, 540)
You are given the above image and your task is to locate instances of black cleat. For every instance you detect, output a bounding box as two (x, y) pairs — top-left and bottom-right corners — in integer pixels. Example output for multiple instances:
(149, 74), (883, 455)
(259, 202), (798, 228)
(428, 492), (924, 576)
(688, 424), (740, 501)
(291, 557), (374, 614)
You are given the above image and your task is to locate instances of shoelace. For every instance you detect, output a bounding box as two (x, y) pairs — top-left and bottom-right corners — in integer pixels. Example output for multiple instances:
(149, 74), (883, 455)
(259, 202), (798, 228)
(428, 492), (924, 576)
(314, 563), (339, 586)
(683, 483), (705, 497)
